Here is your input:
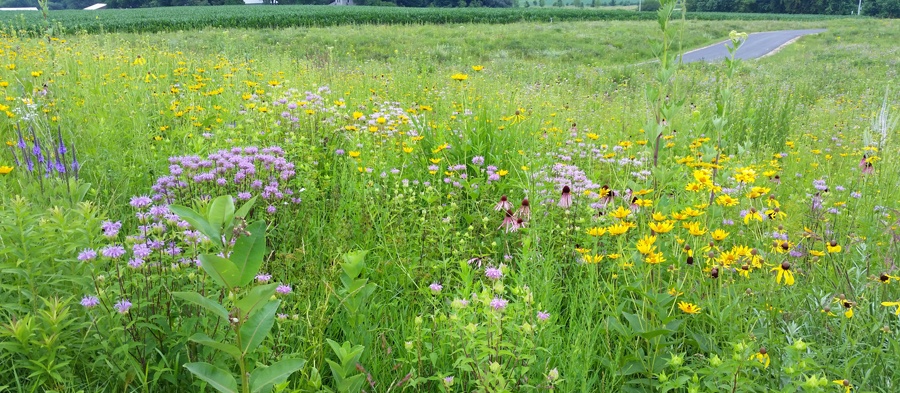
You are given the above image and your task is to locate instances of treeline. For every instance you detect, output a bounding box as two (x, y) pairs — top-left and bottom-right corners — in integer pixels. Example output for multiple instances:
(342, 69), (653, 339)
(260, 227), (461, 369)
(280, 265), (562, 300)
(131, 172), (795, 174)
(689, 0), (900, 17)
(0, 0), (639, 10)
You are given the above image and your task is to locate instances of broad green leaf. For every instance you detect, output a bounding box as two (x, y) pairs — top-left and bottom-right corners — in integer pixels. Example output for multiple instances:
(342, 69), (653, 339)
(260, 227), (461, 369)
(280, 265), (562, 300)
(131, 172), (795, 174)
(199, 254), (241, 289)
(240, 299), (279, 355)
(231, 221), (267, 286)
(208, 195), (235, 234)
(249, 358), (306, 393)
(235, 283), (278, 319)
(170, 204), (221, 248)
(341, 250), (368, 279)
(235, 195), (258, 219)
(189, 333), (242, 362)
(172, 292), (230, 321)
(184, 362), (238, 393)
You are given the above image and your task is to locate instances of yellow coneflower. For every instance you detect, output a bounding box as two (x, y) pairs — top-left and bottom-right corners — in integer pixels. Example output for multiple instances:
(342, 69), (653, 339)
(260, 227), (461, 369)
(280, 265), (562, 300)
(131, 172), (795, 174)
(772, 262), (795, 286)
(652, 212), (667, 221)
(734, 167), (757, 184)
(668, 288), (684, 297)
(826, 241), (842, 253)
(881, 301), (900, 315)
(582, 254), (604, 264)
(678, 301), (701, 314)
(831, 379), (852, 393)
(751, 348), (770, 368)
(450, 73), (468, 81)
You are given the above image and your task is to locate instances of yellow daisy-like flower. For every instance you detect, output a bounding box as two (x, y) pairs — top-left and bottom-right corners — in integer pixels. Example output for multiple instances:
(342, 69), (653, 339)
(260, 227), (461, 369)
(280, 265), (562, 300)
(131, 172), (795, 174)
(772, 262), (795, 286)
(607, 223), (630, 236)
(348, 151), (361, 158)
(610, 206), (632, 220)
(0, 165), (13, 175)
(586, 227), (606, 237)
(636, 235), (657, 255)
(734, 167), (757, 184)
(644, 251), (666, 265)
(582, 254), (604, 264)
(451, 73), (468, 81)
(677, 301), (701, 314)
(668, 288), (684, 297)
(715, 194), (739, 207)
(652, 212), (667, 221)
(826, 241), (842, 253)
(683, 222), (707, 236)
(648, 220), (675, 234)
(471, 65), (484, 71)
(710, 229), (729, 241)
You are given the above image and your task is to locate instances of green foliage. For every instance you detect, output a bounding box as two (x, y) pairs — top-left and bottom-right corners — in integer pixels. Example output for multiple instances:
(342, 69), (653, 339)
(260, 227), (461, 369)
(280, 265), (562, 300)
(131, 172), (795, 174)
(171, 195), (306, 393)
(0, 5), (840, 35)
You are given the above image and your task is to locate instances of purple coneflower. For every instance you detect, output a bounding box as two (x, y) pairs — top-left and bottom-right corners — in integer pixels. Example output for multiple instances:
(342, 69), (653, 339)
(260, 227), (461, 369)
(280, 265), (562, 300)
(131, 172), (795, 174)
(494, 195), (512, 211)
(558, 186), (573, 209)
(516, 198), (531, 220)
(499, 209), (518, 233)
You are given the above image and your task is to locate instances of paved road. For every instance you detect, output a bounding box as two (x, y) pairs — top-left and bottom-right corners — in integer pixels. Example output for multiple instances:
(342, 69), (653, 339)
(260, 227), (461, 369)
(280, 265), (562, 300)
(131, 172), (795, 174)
(682, 29), (826, 63)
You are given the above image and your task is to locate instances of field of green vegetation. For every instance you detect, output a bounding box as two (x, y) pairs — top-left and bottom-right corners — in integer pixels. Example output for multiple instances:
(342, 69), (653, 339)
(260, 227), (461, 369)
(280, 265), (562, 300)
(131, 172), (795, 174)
(0, 5), (840, 34)
(1, 2), (899, 392)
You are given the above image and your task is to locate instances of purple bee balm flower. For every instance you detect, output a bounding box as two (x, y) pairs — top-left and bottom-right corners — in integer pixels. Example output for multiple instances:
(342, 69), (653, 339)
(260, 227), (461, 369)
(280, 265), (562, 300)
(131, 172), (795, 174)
(256, 273), (272, 283)
(114, 299), (133, 314)
(130, 195), (153, 208)
(128, 258), (144, 269)
(101, 245), (126, 259)
(537, 311), (550, 321)
(276, 285), (292, 294)
(472, 156), (485, 166)
(81, 296), (100, 308)
(429, 282), (443, 293)
(335, 149), (345, 156)
(101, 221), (122, 238)
(485, 267), (503, 280)
(266, 205), (277, 214)
(78, 248), (98, 261)
(490, 297), (508, 311)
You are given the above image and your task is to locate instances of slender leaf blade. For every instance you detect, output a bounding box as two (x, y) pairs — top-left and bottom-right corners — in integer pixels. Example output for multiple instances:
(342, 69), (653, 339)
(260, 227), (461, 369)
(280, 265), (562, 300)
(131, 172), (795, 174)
(208, 195), (235, 234)
(234, 283), (278, 319)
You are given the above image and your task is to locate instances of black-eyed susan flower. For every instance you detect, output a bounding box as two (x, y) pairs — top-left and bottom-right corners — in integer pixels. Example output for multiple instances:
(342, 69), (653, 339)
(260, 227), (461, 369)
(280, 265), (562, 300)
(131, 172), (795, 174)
(715, 194), (739, 207)
(678, 301), (701, 314)
(610, 206), (631, 219)
(772, 262), (795, 286)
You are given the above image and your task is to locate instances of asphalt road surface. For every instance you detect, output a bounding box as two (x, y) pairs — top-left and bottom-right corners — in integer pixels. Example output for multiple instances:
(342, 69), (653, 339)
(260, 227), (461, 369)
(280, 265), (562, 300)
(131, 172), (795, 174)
(682, 29), (827, 63)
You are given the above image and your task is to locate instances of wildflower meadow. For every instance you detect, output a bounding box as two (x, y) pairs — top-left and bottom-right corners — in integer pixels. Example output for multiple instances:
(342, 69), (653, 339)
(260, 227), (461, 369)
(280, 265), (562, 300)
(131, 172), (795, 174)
(1, 2), (899, 392)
